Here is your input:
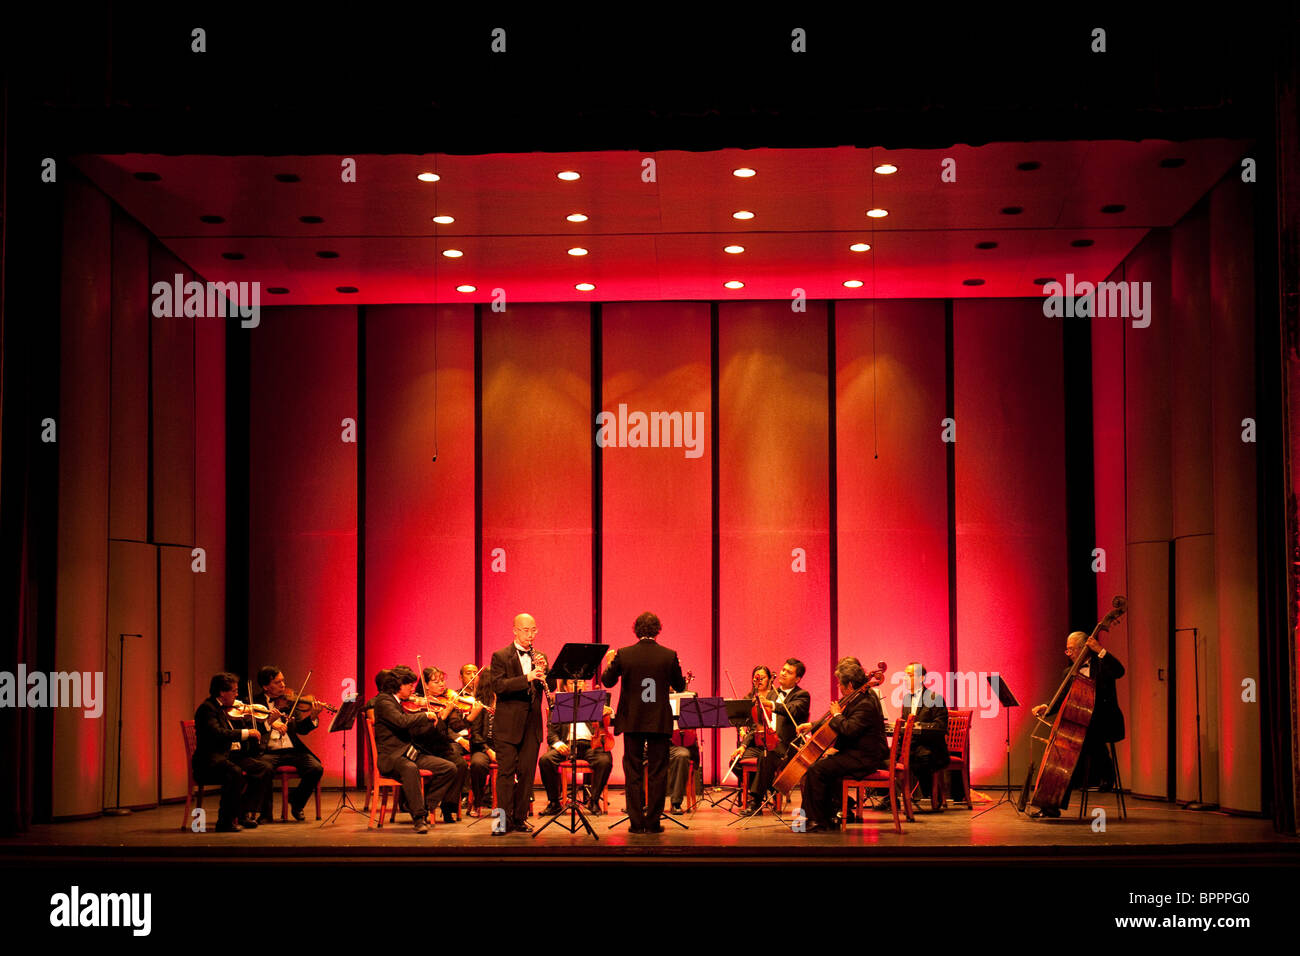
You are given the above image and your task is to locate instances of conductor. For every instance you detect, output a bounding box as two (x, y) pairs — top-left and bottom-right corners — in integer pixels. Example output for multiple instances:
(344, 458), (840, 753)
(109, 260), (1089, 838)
(601, 612), (686, 834)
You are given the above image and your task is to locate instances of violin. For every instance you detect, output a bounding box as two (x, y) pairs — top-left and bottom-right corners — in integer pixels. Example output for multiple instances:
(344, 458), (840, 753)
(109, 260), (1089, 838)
(277, 690), (337, 719)
(401, 691), (473, 715)
(227, 699), (274, 721)
(773, 660), (887, 796)
(750, 676), (779, 750)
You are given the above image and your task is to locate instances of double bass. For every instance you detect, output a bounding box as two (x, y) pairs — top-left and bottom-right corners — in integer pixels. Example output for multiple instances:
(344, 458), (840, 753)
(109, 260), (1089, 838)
(773, 661), (887, 797)
(1022, 596), (1128, 812)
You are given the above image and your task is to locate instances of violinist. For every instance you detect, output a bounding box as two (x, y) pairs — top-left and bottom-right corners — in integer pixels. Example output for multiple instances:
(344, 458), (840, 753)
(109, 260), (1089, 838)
(418, 667), (472, 824)
(796, 658), (889, 833)
(251, 667), (325, 822)
(1028, 631), (1126, 819)
(192, 672), (274, 832)
(727, 665), (775, 814)
(464, 666), (497, 812)
(751, 658), (811, 809)
(369, 665), (458, 833)
(538, 678), (614, 816)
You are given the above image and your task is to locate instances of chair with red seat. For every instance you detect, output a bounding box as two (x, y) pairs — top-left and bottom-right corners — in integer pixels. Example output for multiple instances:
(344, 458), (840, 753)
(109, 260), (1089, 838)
(739, 757), (784, 813)
(181, 719), (237, 832)
(841, 714), (914, 833)
(559, 759), (610, 814)
(273, 765), (323, 821)
(934, 709), (973, 809)
(364, 711), (434, 829)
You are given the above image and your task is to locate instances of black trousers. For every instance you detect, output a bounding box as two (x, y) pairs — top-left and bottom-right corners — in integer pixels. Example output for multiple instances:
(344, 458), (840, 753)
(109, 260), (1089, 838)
(440, 750), (469, 814)
(468, 749), (493, 806)
(377, 750), (457, 822)
(667, 744), (699, 804)
(731, 745), (767, 797)
(194, 752), (273, 825)
(623, 733), (670, 829)
(803, 752), (883, 828)
(539, 742), (613, 804)
(496, 712), (543, 826)
(755, 744), (794, 802)
(255, 747), (324, 816)
(908, 744), (949, 798)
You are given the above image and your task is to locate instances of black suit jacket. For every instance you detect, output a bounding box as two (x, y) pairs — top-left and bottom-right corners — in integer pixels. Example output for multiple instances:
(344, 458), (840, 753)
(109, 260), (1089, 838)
(489, 643), (544, 747)
(741, 686), (810, 752)
(901, 689), (950, 766)
(468, 706), (494, 752)
(600, 638), (685, 735)
(251, 691), (319, 758)
(1047, 651), (1126, 743)
(819, 688), (889, 766)
(369, 693), (443, 762)
(193, 697), (255, 769)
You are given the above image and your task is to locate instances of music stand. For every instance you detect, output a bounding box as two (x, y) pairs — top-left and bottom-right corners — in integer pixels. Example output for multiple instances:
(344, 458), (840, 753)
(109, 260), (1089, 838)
(320, 696), (363, 826)
(974, 674), (1023, 818)
(703, 698), (758, 813)
(533, 642), (608, 841)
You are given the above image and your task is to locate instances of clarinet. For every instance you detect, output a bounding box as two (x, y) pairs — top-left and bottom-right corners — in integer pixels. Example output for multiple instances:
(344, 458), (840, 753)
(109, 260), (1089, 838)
(532, 650), (556, 708)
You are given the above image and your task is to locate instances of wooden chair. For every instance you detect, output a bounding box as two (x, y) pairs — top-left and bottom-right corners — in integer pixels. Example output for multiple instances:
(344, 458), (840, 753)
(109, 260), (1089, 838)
(274, 765), (323, 821)
(739, 757), (784, 812)
(841, 714), (914, 833)
(181, 719), (237, 832)
(363, 711), (434, 829)
(934, 709), (973, 809)
(559, 758), (610, 813)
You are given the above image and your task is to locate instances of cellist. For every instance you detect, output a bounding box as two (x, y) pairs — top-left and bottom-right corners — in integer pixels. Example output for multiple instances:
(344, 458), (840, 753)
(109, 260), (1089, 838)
(1028, 630), (1126, 819)
(795, 658), (889, 834)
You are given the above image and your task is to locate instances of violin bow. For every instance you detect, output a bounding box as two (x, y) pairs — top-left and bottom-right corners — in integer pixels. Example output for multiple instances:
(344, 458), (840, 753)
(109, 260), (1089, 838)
(285, 670), (312, 726)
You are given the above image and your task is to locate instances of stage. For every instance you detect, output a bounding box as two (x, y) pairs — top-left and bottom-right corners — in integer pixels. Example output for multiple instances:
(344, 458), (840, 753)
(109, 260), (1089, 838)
(3, 789), (1293, 866)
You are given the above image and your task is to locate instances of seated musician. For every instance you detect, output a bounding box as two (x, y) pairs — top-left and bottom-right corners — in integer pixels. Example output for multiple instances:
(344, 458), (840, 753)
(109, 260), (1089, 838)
(1028, 630), (1126, 818)
(251, 666), (325, 822)
(538, 678), (614, 816)
(419, 666), (472, 823)
(796, 658), (889, 833)
(192, 672), (274, 832)
(902, 662), (952, 805)
(727, 664), (775, 813)
(753, 657), (811, 808)
(668, 726), (697, 815)
(370, 665), (459, 833)
(459, 664), (495, 811)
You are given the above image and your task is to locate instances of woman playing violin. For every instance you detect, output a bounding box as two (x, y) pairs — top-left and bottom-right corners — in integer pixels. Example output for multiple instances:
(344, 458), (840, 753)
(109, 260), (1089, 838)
(728, 664), (776, 814)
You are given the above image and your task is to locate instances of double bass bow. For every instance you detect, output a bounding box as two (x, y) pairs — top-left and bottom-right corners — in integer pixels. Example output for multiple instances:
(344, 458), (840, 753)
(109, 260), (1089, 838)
(1021, 596), (1128, 813)
(773, 661), (887, 797)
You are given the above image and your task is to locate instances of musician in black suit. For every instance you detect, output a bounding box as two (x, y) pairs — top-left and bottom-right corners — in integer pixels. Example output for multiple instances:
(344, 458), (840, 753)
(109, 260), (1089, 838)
(901, 662), (951, 804)
(538, 679), (615, 815)
(251, 666), (325, 822)
(1029, 630), (1126, 818)
(488, 612), (547, 834)
(418, 667), (472, 823)
(751, 658), (812, 810)
(798, 658), (889, 833)
(370, 666), (459, 833)
(727, 665), (775, 809)
(192, 672), (274, 832)
(601, 612), (686, 834)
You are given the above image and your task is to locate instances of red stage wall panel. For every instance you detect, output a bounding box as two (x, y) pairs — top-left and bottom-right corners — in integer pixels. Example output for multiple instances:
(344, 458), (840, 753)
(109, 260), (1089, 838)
(480, 304), (592, 669)
(718, 304), (831, 719)
(160, 545), (196, 802)
(54, 176), (112, 818)
(953, 298), (1068, 785)
(1209, 175), (1260, 812)
(249, 307), (358, 786)
(108, 212), (150, 542)
(601, 302), (712, 783)
(365, 305), (476, 690)
(836, 300), (949, 716)
(1175, 535), (1219, 804)
(105, 540), (158, 809)
(1126, 541), (1170, 797)
(1170, 202), (1215, 539)
(193, 260), (227, 709)
(1092, 262), (1132, 787)
(150, 246), (197, 547)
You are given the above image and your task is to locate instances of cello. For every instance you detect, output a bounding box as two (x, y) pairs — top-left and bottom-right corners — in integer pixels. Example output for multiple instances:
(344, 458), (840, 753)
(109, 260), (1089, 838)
(1023, 596), (1128, 812)
(773, 661), (887, 797)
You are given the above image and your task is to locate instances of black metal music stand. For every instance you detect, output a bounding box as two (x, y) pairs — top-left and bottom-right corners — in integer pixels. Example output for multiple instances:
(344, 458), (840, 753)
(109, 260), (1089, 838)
(674, 695), (722, 816)
(703, 698), (756, 812)
(320, 696), (364, 827)
(974, 674), (1023, 818)
(533, 642), (608, 841)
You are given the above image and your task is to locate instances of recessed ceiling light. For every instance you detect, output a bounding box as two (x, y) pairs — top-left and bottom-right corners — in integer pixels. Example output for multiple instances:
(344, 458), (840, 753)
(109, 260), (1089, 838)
(732, 210), (755, 220)
(557, 170), (581, 181)
(442, 249), (464, 258)
(962, 279), (985, 286)
(456, 284), (476, 293)
(133, 172), (162, 182)
(568, 247), (589, 256)
(733, 167), (756, 178)
(849, 242), (871, 252)
(575, 282), (596, 291)
(724, 245), (745, 254)
(1101, 204), (1126, 214)
(274, 173), (301, 183)
(566, 213), (588, 222)
(873, 164), (898, 175)
(843, 280), (864, 288)
(336, 286), (359, 294)
(724, 280), (745, 289)
(432, 215), (455, 224)
(866, 208), (888, 218)
(417, 172), (441, 182)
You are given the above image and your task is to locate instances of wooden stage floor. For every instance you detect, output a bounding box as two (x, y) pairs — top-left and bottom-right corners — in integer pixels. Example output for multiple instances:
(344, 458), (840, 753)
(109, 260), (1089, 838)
(3, 788), (1295, 865)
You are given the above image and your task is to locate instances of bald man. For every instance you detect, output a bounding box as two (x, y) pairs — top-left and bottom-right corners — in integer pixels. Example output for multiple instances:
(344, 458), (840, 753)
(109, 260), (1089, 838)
(488, 613), (548, 834)
(1029, 630), (1126, 818)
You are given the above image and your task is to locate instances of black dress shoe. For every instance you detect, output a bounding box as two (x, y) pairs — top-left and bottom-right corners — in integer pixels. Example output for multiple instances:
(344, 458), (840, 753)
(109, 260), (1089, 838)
(413, 817), (430, 834)
(240, 815), (259, 829)
(442, 808), (457, 825)
(669, 803), (684, 815)
(1029, 806), (1061, 819)
(215, 820), (241, 833)
(628, 825), (646, 834)
(540, 802), (564, 816)
(806, 823), (838, 834)
(290, 807), (306, 822)
(586, 801), (603, 816)
(514, 820), (534, 833)
(644, 823), (664, 833)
